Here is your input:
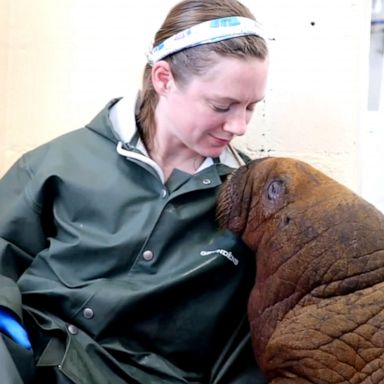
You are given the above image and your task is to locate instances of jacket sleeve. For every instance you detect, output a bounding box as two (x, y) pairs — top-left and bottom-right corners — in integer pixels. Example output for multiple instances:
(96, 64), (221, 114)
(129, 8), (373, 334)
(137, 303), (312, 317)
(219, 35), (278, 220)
(0, 154), (47, 319)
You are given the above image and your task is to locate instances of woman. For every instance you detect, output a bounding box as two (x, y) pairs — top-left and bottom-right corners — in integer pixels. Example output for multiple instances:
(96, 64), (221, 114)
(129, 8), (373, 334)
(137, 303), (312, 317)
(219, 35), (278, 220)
(0, 0), (269, 382)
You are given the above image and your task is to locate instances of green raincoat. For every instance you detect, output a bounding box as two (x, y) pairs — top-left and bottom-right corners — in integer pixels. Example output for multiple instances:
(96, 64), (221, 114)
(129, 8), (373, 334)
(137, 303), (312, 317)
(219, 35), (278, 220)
(0, 97), (266, 383)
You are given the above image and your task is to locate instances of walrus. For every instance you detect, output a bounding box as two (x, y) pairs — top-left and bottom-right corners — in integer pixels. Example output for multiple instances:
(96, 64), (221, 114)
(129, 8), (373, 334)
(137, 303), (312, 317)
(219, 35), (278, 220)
(217, 157), (384, 383)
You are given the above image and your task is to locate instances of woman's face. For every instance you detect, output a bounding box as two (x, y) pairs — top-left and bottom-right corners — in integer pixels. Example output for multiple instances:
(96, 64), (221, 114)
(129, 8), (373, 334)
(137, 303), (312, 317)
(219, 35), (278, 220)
(155, 55), (269, 159)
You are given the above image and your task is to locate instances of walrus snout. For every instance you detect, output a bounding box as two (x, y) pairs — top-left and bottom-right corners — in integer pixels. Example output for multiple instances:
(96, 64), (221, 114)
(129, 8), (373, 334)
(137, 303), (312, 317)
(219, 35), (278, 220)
(216, 164), (250, 234)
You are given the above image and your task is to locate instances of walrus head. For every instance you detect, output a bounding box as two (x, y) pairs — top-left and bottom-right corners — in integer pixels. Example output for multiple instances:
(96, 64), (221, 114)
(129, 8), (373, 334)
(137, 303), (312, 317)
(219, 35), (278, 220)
(216, 156), (378, 293)
(217, 156), (330, 250)
(217, 156), (384, 383)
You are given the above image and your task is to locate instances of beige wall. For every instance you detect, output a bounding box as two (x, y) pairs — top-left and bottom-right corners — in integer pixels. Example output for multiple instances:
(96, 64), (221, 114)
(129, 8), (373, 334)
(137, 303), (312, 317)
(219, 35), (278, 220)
(0, 0), (371, 192)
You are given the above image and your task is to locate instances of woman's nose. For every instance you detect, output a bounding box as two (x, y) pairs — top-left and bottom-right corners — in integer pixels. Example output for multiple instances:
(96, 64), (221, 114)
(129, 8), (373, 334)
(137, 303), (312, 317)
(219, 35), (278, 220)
(223, 112), (248, 136)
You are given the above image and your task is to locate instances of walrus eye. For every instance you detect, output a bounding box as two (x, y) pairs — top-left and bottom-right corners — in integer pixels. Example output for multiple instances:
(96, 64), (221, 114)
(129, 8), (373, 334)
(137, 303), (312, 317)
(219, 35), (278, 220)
(267, 180), (285, 201)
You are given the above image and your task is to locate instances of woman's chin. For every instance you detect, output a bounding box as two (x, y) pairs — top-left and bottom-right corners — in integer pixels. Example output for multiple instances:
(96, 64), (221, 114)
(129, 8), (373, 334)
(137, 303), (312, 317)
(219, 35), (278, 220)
(201, 146), (228, 159)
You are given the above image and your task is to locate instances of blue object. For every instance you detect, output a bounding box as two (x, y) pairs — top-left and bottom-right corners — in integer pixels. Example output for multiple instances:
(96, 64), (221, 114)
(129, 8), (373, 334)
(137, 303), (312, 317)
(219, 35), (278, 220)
(0, 307), (31, 349)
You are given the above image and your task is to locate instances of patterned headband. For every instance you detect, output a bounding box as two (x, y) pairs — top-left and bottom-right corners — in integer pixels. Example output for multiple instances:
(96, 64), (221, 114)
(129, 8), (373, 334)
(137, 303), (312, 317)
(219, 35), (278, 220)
(147, 16), (268, 64)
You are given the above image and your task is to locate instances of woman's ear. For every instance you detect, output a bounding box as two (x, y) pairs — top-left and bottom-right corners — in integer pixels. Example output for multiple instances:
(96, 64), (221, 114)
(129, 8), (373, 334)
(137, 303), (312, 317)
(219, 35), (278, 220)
(151, 60), (174, 95)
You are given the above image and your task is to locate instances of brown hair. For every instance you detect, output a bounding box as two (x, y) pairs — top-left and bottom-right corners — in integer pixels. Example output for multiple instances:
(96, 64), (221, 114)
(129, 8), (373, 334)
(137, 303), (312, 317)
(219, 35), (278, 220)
(138, 0), (268, 150)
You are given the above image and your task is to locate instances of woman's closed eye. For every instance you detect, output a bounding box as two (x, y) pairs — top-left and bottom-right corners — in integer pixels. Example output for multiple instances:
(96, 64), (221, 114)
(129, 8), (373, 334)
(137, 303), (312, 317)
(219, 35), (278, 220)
(211, 102), (258, 113)
(212, 104), (230, 113)
(246, 103), (257, 112)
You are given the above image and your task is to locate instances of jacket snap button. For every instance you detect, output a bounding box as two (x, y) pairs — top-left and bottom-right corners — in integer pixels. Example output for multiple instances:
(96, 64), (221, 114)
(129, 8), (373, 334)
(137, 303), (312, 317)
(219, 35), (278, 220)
(83, 308), (94, 319)
(142, 250), (154, 261)
(68, 324), (78, 335)
(161, 189), (167, 198)
(202, 179), (211, 185)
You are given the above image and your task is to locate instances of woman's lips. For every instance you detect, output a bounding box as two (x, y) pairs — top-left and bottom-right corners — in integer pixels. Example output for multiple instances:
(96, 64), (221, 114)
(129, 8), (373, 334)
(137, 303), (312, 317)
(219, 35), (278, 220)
(210, 134), (232, 146)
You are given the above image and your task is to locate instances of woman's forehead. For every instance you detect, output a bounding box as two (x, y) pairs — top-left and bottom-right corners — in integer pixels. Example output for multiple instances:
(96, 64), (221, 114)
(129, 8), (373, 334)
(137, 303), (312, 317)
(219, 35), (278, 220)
(186, 56), (269, 100)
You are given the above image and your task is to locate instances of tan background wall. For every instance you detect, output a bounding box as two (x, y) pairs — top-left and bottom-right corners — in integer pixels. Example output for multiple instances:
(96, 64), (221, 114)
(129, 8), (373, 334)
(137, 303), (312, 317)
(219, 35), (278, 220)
(0, 1), (372, 193)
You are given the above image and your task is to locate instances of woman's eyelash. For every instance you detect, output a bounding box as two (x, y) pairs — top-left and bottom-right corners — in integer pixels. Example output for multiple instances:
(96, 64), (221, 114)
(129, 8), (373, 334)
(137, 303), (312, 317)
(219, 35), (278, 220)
(212, 105), (230, 112)
(212, 104), (257, 113)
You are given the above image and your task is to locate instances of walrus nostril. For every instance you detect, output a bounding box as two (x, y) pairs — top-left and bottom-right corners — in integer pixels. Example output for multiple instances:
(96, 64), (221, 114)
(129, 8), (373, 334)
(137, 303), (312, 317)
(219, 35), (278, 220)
(278, 215), (291, 230)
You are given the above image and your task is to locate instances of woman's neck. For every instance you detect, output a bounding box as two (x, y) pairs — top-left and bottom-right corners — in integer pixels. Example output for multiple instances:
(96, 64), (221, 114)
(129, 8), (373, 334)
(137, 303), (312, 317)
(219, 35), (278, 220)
(149, 142), (205, 181)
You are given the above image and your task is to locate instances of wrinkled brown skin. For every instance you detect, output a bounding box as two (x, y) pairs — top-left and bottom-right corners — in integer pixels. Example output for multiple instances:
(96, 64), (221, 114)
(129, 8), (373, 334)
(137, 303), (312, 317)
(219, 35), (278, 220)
(217, 157), (384, 384)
